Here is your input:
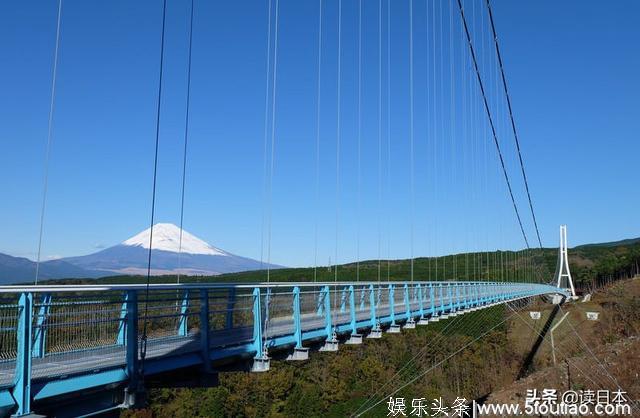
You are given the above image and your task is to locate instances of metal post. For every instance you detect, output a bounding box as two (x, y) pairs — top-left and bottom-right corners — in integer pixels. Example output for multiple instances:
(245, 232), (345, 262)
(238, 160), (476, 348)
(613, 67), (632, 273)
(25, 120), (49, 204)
(340, 286), (348, 313)
(32, 293), (51, 358)
(117, 292), (129, 346)
(200, 289), (211, 371)
(462, 284), (468, 309)
(346, 285), (363, 344)
(316, 289), (324, 316)
(323, 285), (332, 339)
(293, 286), (302, 348)
(429, 284), (435, 315)
(251, 287), (270, 371)
(417, 284), (424, 317)
(404, 284), (411, 319)
(319, 285), (338, 351)
(125, 290), (138, 388)
(404, 284), (416, 328)
(288, 286), (310, 359)
(389, 284), (395, 325)
(369, 284), (377, 328)
(178, 290), (189, 337)
(12, 292), (33, 417)
(349, 285), (356, 334)
(251, 287), (263, 356)
(366, 284), (382, 338)
(388, 284), (401, 333)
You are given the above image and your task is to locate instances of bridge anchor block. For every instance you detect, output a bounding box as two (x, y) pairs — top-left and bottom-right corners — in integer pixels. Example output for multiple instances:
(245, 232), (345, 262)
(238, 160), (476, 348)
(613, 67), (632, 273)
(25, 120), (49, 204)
(417, 317), (429, 325)
(387, 324), (401, 333)
(251, 348), (271, 372)
(345, 333), (363, 345)
(366, 323), (382, 339)
(319, 332), (339, 352)
(286, 347), (310, 361)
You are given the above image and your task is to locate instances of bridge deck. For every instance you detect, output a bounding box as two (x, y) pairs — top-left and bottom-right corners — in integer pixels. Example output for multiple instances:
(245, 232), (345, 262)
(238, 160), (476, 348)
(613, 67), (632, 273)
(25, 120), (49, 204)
(0, 300), (421, 387)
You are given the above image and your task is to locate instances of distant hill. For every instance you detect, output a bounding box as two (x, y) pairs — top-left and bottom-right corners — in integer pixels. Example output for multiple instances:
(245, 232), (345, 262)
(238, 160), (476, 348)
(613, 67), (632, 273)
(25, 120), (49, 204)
(0, 223), (282, 284)
(575, 237), (640, 248)
(0, 253), (102, 285)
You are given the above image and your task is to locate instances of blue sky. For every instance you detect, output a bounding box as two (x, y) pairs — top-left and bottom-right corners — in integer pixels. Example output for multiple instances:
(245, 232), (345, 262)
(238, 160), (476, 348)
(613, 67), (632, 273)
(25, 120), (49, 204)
(0, 0), (638, 268)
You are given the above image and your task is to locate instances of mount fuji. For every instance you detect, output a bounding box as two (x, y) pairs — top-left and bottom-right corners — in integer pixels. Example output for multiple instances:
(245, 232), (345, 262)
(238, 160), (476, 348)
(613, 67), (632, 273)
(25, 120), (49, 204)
(60, 223), (281, 276)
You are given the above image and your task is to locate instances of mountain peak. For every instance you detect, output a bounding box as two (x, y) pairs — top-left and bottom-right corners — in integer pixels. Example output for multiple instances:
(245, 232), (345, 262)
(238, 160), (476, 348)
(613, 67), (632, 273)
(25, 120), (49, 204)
(122, 223), (228, 256)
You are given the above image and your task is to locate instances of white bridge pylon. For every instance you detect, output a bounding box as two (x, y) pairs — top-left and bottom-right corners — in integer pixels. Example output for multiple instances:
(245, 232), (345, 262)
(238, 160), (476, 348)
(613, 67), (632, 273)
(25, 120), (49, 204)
(554, 225), (577, 298)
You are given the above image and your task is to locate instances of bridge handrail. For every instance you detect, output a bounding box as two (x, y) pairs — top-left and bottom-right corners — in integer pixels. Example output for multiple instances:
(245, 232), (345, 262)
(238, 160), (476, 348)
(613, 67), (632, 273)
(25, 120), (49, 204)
(0, 280), (562, 294)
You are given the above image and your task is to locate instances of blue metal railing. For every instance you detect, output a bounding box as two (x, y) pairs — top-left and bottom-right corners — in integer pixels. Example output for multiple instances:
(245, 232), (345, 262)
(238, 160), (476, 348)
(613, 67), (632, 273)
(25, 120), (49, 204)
(0, 281), (568, 416)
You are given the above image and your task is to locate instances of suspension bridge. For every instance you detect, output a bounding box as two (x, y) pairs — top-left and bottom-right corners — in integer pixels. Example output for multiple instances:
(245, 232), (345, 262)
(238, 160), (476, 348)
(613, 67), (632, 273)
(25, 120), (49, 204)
(0, 0), (600, 415)
(0, 279), (571, 416)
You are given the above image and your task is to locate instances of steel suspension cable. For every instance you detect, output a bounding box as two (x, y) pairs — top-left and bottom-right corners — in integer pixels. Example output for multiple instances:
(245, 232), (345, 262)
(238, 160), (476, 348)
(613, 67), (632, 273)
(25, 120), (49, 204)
(376, 0), (382, 285)
(263, 0), (281, 350)
(386, 0), (391, 282)
(448, 0), (456, 281)
(313, 0), (322, 282)
(455, 0), (530, 250)
(177, 0), (195, 285)
(140, 0), (168, 375)
(35, 0), (63, 286)
(409, 0), (415, 284)
(259, 0), (273, 272)
(356, 0), (362, 282)
(485, 0), (543, 250)
(332, 0), (342, 333)
(266, 0), (280, 285)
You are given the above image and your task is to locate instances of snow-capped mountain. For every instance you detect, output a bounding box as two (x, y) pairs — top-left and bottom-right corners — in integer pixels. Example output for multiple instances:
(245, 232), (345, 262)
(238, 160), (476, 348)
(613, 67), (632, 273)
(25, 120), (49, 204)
(60, 223), (280, 276)
(122, 223), (229, 256)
